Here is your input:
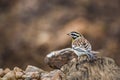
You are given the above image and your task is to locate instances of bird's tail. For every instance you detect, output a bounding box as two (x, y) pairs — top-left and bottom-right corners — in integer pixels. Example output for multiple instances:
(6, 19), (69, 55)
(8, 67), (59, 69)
(90, 51), (100, 54)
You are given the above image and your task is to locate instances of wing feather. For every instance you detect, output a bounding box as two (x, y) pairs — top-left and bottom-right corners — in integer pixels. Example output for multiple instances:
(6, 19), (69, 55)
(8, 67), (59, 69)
(72, 37), (92, 51)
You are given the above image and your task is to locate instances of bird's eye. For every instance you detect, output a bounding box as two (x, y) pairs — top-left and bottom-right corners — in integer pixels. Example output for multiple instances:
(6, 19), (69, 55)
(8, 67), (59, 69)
(71, 34), (76, 36)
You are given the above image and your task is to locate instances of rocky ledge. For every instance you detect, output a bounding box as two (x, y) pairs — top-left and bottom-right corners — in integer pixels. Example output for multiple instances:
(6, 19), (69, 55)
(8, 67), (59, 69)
(0, 48), (120, 80)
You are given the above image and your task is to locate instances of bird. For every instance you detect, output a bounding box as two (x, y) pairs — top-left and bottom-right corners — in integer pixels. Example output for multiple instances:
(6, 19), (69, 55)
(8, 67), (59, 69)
(67, 31), (98, 60)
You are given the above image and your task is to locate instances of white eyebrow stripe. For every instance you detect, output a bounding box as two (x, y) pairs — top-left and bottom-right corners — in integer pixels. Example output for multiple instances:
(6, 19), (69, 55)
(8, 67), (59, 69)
(71, 33), (79, 36)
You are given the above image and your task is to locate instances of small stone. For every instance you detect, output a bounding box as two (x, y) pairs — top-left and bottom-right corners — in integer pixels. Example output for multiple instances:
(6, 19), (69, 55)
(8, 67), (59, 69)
(14, 67), (23, 72)
(15, 71), (24, 79)
(13, 67), (24, 79)
(0, 69), (4, 77)
(25, 65), (44, 73)
(23, 71), (40, 79)
(3, 71), (16, 80)
(23, 65), (45, 79)
(41, 70), (65, 80)
(4, 68), (11, 74)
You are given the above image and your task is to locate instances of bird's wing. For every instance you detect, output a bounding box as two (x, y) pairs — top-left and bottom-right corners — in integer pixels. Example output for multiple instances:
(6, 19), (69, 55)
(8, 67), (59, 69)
(73, 46), (88, 52)
(72, 37), (92, 51)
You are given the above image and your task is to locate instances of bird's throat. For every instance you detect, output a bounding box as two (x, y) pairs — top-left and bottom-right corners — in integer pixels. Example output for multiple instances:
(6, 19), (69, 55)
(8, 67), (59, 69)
(72, 38), (75, 42)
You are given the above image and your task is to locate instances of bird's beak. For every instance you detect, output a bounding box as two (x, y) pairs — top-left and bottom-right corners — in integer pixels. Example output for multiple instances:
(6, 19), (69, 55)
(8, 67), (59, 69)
(67, 33), (70, 36)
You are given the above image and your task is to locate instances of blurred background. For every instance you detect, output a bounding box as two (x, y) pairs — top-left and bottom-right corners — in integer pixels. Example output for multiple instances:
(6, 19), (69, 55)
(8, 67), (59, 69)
(0, 0), (120, 70)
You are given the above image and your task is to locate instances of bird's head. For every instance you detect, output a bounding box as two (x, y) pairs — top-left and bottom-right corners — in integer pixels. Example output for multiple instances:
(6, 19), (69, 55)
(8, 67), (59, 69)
(67, 31), (83, 40)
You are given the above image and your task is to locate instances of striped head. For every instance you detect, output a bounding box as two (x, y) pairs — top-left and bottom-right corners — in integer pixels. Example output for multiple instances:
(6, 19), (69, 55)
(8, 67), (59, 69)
(67, 31), (83, 40)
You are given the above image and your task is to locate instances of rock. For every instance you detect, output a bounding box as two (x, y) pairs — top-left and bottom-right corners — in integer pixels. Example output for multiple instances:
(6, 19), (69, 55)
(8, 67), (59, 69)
(13, 67), (24, 79)
(41, 70), (65, 80)
(45, 48), (77, 69)
(15, 71), (23, 79)
(0, 68), (11, 79)
(2, 71), (16, 80)
(0, 49), (120, 80)
(0, 69), (4, 77)
(3, 68), (11, 75)
(23, 65), (45, 79)
(23, 71), (40, 80)
(61, 56), (120, 80)
(25, 65), (44, 73)
(45, 48), (120, 80)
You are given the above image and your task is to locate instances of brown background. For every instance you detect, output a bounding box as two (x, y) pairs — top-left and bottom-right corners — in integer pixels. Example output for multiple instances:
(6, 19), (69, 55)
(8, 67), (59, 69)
(0, 0), (120, 70)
